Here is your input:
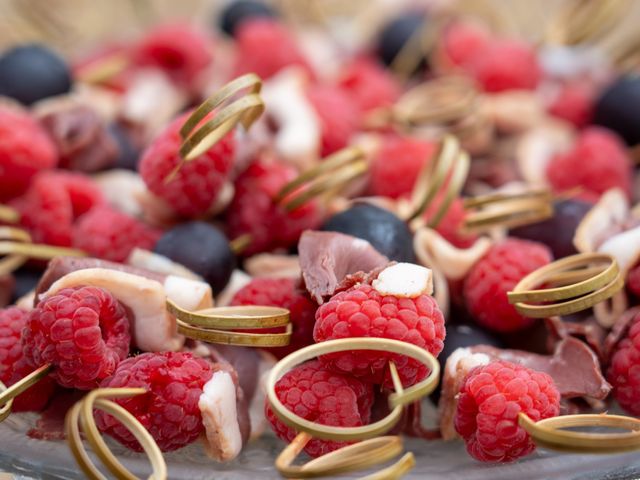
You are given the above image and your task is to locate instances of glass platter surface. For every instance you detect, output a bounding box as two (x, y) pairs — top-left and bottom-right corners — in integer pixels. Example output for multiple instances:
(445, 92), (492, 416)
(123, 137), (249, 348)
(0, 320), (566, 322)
(1, 410), (640, 480)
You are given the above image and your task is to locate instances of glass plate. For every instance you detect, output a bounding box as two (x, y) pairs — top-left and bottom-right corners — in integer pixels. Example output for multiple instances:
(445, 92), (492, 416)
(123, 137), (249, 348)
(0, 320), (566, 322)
(1, 410), (640, 480)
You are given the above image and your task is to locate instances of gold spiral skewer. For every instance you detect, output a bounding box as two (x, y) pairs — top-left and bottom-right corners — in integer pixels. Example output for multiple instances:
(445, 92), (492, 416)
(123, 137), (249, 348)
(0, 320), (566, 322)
(0, 205), (20, 224)
(65, 388), (167, 480)
(275, 146), (368, 212)
(462, 188), (554, 233)
(545, 0), (627, 46)
(507, 252), (624, 318)
(267, 338), (440, 478)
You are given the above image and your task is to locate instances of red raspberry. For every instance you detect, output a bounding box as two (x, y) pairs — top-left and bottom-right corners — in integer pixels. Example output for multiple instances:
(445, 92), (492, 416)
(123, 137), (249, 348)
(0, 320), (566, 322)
(73, 205), (161, 262)
(234, 18), (310, 80)
(0, 307), (56, 412)
(96, 352), (212, 452)
(12, 171), (104, 246)
(607, 311), (640, 416)
(337, 58), (400, 113)
(307, 84), (361, 157)
(425, 197), (478, 249)
(437, 20), (491, 70)
(22, 286), (131, 390)
(547, 82), (594, 129)
(314, 284), (445, 387)
(132, 23), (213, 86)
(231, 277), (317, 358)
(546, 127), (632, 200)
(464, 238), (552, 333)
(265, 360), (374, 457)
(469, 39), (541, 93)
(369, 135), (437, 199)
(627, 263), (640, 297)
(139, 111), (235, 217)
(226, 161), (322, 255)
(454, 360), (560, 462)
(0, 106), (57, 201)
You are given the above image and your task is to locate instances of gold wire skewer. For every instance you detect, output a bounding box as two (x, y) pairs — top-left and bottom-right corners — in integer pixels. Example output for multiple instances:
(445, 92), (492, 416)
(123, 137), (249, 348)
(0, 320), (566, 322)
(267, 337), (439, 478)
(66, 388), (167, 480)
(507, 253), (624, 318)
(462, 188), (554, 233)
(178, 73), (264, 162)
(167, 299), (292, 347)
(406, 135), (470, 226)
(0, 365), (52, 423)
(0, 205), (20, 224)
(0, 381), (12, 423)
(545, 0), (626, 46)
(75, 52), (130, 85)
(275, 146), (368, 212)
(519, 413), (640, 454)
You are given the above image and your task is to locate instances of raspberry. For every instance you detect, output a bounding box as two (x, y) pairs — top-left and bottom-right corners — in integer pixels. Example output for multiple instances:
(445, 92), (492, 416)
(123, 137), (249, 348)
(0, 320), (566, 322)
(139, 111), (235, 217)
(231, 277), (317, 358)
(546, 127), (632, 199)
(369, 135), (437, 199)
(22, 286), (131, 390)
(313, 283), (445, 387)
(425, 197), (478, 249)
(628, 262), (640, 297)
(454, 360), (560, 462)
(469, 39), (541, 93)
(547, 82), (594, 129)
(437, 20), (491, 70)
(0, 106), (57, 201)
(73, 205), (161, 262)
(607, 311), (640, 416)
(132, 23), (212, 87)
(234, 18), (310, 80)
(226, 160), (322, 255)
(0, 307), (55, 412)
(265, 360), (373, 457)
(95, 352), (212, 452)
(307, 84), (361, 157)
(337, 58), (400, 113)
(464, 238), (552, 333)
(12, 170), (104, 246)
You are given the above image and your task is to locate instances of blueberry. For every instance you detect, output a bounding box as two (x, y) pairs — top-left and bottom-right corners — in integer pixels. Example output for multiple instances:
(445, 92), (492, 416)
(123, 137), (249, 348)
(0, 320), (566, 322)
(510, 199), (592, 259)
(219, 0), (277, 36)
(375, 12), (428, 73)
(108, 123), (140, 171)
(0, 44), (72, 105)
(154, 222), (236, 295)
(321, 203), (415, 263)
(594, 75), (640, 146)
(10, 268), (42, 303)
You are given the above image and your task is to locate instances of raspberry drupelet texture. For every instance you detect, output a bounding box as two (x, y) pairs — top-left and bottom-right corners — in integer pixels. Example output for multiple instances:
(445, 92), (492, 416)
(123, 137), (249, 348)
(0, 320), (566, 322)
(313, 284), (445, 387)
(226, 160), (322, 255)
(139, 111), (235, 217)
(425, 197), (478, 249)
(464, 238), (552, 333)
(132, 23), (213, 87)
(73, 205), (161, 262)
(546, 127), (632, 200)
(337, 58), (401, 113)
(22, 286), (130, 390)
(0, 307), (56, 411)
(454, 360), (560, 462)
(12, 170), (104, 246)
(265, 360), (374, 457)
(234, 18), (310, 79)
(607, 311), (640, 416)
(0, 106), (57, 201)
(369, 135), (437, 199)
(230, 277), (317, 358)
(306, 84), (361, 157)
(95, 352), (213, 452)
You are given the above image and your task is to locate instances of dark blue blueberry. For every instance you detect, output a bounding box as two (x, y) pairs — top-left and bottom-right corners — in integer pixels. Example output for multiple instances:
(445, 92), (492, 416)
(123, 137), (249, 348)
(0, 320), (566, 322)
(219, 0), (277, 36)
(10, 268), (42, 304)
(510, 199), (592, 259)
(321, 203), (415, 263)
(594, 75), (640, 146)
(0, 44), (72, 105)
(154, 222), (236, 295)
(375, 13), (428, 73)
(108, 123), (140, 171)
